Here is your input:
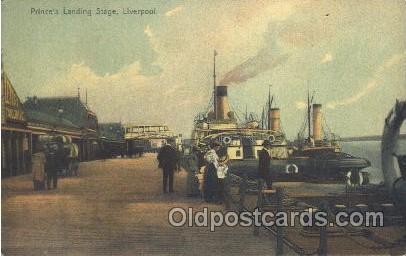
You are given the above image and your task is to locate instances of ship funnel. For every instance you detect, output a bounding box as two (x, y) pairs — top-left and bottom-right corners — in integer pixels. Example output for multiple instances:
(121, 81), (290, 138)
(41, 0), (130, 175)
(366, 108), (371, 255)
(216, 86), (231, 120)
(312, 104), (322, 141)
(270, 108), (281, 131)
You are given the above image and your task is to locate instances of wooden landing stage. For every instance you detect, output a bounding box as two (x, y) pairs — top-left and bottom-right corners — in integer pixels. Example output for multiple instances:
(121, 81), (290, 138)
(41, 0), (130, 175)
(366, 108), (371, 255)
(2, 154), (292, 256)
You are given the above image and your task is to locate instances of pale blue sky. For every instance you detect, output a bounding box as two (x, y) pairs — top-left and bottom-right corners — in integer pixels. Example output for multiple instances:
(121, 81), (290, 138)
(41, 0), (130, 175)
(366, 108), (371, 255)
(2, 0), (405, 138)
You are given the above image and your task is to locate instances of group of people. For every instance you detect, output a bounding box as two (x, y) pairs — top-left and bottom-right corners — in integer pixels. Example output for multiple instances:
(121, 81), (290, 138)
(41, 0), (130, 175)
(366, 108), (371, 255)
(31, 136), (78, 191)
(157, 138), (274, 205)
(156, 139), (229, 202)
(201, 139), (274, 203)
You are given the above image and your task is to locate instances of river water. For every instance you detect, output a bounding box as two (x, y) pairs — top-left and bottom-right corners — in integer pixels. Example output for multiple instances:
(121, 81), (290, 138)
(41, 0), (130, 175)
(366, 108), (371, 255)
(341, 139), (406, 184)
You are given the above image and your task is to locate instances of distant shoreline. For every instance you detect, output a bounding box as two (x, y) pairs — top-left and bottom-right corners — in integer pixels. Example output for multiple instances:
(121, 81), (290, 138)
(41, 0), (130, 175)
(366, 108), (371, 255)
(341, 134), (406, 142)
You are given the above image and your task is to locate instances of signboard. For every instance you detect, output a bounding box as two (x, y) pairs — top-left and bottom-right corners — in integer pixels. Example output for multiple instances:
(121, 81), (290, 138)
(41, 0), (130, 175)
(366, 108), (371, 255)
(1, 72), (26, 123)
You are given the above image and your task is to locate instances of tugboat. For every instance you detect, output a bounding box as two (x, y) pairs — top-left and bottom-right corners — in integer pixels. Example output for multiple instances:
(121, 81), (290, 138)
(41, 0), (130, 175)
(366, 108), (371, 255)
(190, 51), (371, 185)
(287, 91), (371, 184)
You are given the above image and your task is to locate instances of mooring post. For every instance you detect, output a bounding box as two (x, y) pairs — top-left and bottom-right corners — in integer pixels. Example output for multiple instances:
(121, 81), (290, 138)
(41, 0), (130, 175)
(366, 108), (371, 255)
(254, 179), (264, 236)
(276, 187), (284, 256)
(239, 174), (247, 212)
(318, 201), (328, 256)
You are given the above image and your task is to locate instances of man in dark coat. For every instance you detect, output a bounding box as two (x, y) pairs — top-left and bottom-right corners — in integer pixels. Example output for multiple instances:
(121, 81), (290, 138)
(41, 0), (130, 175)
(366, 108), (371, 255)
(258, 140), (273, 189)
(45, 137), (65, 189)
(157, 139), (179, 193)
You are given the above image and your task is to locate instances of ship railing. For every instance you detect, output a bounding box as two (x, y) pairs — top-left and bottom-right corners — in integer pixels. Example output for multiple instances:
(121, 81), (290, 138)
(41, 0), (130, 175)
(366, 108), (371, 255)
(224, 173), (324, 256)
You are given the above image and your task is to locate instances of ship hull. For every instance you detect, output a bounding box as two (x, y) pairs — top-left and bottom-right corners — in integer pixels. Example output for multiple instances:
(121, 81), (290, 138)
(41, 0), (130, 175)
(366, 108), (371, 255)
(228, 156), (371, 183)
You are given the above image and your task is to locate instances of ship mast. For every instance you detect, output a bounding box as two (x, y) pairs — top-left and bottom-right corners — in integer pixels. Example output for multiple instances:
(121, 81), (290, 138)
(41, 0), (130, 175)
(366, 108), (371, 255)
(213, 50), (217, 119)
(307, 89), (314, 140)
(267, 85), (273, 130)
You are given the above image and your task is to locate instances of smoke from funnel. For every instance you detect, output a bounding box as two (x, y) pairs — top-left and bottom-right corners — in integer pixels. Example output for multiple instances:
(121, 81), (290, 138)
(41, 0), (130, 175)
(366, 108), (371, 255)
(220, 52), (289, 86)
(219, 22), (290, 86)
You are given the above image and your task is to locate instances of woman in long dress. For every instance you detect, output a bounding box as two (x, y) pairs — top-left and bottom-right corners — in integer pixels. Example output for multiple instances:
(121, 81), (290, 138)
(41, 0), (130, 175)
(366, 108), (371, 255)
(182, 150), (200, 197)
(204, 141), (221, 202)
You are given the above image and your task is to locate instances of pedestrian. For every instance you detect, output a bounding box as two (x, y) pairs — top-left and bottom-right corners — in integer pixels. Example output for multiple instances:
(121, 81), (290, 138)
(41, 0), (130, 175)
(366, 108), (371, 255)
(182, 149), (200, 197)
(68, 143), (79, 176)
(203, 140), (221, 202)
(193, 148), (206, 198)
(258, 140), (273, 189)
(45, 136), (65, 189)
(157, 138), (180, 193)
(31, 142), (47, 191)
(216, 146), (229, 204)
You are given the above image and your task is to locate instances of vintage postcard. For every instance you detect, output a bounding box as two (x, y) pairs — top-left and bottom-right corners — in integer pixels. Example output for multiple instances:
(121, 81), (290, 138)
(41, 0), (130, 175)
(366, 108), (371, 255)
(1, 0), (406, 255)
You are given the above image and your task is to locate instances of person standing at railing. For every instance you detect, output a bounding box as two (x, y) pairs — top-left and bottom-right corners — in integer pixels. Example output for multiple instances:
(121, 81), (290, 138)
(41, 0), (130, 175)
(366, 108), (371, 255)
(258, 140), (273, 189)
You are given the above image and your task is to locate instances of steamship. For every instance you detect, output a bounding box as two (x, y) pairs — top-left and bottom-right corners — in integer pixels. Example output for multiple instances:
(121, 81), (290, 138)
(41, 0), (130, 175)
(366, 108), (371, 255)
(190, 52), (371, 185)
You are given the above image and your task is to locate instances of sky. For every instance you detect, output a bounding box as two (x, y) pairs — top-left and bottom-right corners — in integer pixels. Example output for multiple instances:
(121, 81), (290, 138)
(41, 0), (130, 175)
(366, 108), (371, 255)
(2, 0), (406, 138)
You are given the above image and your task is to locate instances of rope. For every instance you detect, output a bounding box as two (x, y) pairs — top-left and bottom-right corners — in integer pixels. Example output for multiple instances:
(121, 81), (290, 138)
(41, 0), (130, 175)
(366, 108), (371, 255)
(297, 108), (309, 140)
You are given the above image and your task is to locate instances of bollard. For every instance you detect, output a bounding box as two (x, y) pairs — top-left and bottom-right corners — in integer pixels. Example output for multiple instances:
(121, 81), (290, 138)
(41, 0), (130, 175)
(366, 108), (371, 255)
(276, 187), (284, 256)
(239, 174), (247, 212)
(318, 201), (328, 256)
(254, 179), (264, 236)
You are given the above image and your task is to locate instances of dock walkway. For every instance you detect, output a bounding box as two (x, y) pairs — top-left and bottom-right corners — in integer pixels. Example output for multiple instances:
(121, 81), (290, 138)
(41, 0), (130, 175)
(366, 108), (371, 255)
(2, 154), (288, 255)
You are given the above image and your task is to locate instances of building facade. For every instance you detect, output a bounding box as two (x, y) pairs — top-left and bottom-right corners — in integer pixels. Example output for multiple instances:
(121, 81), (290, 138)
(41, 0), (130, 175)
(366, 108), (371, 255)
(1, 71), (32, 177)
(124, 124), (181, 152)
(23, 96), (99, 161)
(1, 69), (103, 178)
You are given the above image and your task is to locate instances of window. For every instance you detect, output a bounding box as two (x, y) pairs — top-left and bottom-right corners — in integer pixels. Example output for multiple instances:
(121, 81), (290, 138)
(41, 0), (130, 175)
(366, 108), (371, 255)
(236, 150), (241, 157)
(150, 126), (159, 132)
(132, 127), (142, 133)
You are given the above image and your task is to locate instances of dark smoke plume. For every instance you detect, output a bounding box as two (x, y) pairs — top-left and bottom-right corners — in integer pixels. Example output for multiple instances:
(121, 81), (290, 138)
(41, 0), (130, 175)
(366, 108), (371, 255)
(219, 51), (289, 86)
(218, 18), (307, 86)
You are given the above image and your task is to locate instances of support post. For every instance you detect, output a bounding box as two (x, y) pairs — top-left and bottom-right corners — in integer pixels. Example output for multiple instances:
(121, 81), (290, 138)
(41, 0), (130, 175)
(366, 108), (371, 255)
(7, 131), (13, 177)
(318, 201), (328, 256)
(15, 132), (20, 176)
(276, 187), (284, 256)
(254, 179), (264, 236)
(21, 133), (26, 174)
